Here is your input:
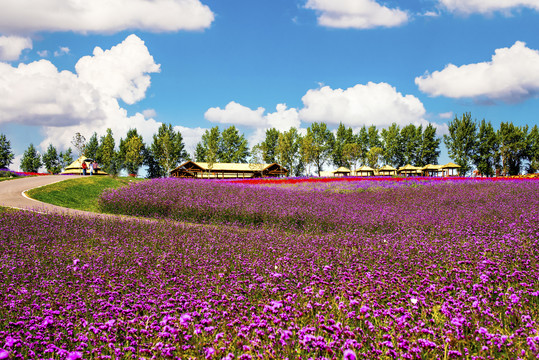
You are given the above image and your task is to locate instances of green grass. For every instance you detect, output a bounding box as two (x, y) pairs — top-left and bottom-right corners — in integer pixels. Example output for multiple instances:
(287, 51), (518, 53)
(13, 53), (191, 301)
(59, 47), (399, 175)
(26, 176), (145, 212)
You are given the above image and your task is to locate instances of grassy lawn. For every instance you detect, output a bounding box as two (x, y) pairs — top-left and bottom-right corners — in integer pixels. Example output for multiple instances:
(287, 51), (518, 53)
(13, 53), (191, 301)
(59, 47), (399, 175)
(26, 176), (144, 212)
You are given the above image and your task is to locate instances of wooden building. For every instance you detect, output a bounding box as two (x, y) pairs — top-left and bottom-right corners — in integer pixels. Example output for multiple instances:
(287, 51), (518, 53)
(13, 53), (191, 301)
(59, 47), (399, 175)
(355, 165), (375, 177)
(377, 165), (397, 176)
(170, 161), (287, 179)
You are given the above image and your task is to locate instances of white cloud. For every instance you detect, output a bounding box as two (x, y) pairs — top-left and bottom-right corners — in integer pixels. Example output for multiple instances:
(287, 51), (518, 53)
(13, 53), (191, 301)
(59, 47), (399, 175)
(54, 46), (70, 57)
(0, 0), (214, 35)
(438, 0), (539, 15)
(305, 0), (409, 29)
(37, 50), (49, 58)
(0, 35), (32, 61)
(415, 41), (539, 103)
(143, 109), (157, 118)
(299, 82), (428, 128)
(205, 101), (265, 127)
(0, 34), (166, 151)
(438, 112), (453, 119)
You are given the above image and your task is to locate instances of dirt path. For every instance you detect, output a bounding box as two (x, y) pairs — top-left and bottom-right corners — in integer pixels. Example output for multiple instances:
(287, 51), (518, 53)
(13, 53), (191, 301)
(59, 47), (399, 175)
(0, 175), (112, 218)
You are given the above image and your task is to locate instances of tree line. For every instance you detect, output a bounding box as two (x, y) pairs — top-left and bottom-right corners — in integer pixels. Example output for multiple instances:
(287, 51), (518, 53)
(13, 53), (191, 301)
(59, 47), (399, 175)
(0, 113), (537, 177)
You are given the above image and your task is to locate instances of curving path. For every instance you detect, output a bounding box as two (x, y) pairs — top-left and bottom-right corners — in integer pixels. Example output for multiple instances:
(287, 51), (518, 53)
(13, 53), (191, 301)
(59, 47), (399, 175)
(0, 175), (109, 217)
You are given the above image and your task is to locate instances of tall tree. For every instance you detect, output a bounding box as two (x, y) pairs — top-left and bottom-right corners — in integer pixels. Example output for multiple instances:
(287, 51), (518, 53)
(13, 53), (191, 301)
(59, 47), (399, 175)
(357, 126), (370, 165)
(366, 147), (384, 169)
(528, 125), (539, 174)
(84, 132), (99, 160)
(42, 144), (62, 174)
(195, 126), (221, 165)
(332, 123), (354, 168)
(418, 124), (441, 166)
(444, 113), (477, 176)
(400, 124), (422, 165)
(0, 134), (14, 169)
(342, 143), (362, 171)
(305, 122), (335, 176)
(473, 120), (498, 177)
(96, 128), (116, 173)
(144, 147), (162, 178)
(219, 126), (249, 163)
(60, 148), (74, 171)
(259, 128), (280, 164)
(21, 144), (42, 173)
(119, 129), (145, 176)
(497, 122), (528, 176)
(71, 132), (86, 158)
(381, 123), (402, 167)
(276, 127), (302, 176)
(367, 125), (382, 149)
(150, 123), (187, 176)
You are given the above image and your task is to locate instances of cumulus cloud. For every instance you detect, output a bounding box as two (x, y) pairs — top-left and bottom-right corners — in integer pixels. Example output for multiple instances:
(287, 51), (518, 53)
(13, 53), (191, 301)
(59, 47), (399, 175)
(438, 0), (539, 15)
(0, 34), (166, 151)
(54, 47), (70, 57)
(415, 41), (539, 103)
(305, 0), (409, 29)
(299, 82), (428, 128)
(0, 35), (32, 61)
(0, 0), (214, 35)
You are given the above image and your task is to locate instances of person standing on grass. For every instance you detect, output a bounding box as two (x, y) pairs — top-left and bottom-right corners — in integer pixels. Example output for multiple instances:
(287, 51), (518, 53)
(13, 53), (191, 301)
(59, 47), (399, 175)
(89, 161), (94, 176)
(92, 161), (98, 175)
(82, 161), (87, 176)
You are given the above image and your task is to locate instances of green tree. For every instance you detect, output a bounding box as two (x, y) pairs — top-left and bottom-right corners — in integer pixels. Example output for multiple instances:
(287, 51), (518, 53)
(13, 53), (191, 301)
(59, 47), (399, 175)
(71, 132), (86, 158)
(418, 124), (441, 166)
(21, 144), (42, 173)
(0, 134), (15, 168)
(219, 126), (249, 163)
(42, 144), (62, 174)
(381, 123), (402, 167)
(357, 126), (370, 165)
(195, 126), (221, 166)
(305, 122), (335, 176)
(400, 124), (422, 165)
(472, 120), (498, 177)
(259, 128), (280, 164)
(60, 148), (73, 171)
(119, 129), (145, 175)
(342, 143), (362, 171)
(84, 132), (99, 159)
(444, 113), (477, 176)
(366, 146), (384, 168)
(497, 122), (528, 176)
(144, 147), (162, 178)
(150, 124), (187, 176)
(528, 125), (539, 173)
(367, 125), (382, 149)
(332, 123), (354, 168)
(276, 127), (302, 176)
(96, 129), (116, 173)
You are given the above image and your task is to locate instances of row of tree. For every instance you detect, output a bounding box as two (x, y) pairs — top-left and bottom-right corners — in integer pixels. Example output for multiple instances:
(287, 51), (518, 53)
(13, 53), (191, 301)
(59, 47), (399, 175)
(1, 113), (537, 177)
(444, 113), (539, 176)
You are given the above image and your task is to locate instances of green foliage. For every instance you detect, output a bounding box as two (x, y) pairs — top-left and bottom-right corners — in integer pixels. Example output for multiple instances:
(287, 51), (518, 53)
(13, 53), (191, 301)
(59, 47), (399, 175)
(444, 113), (477, 176)
(84, 132), (99, 159)
(150, 123), (187, 176)
(367, 125), (382, 149)
(0, 133), (14, 169)
(400, 124), (422, 165)
(418, 124), (441, 167)
(60, 148), (73, 171)
(381, 123), (403, 167)
(367, 146), (384, 168)
(342, 143), (362, 171)
(332, 123), (354, 168)
(71, 132), (86, 157)
(498, 122), (528, 176)
(119, 129), (145, 176)
(528, 125), (539, 174)
(42, 144), (62, 174)
(276, 127), (302, 176)
(96, 129), (116, 173)
(220, 126), (250, 163)
(20, 144), (42, 173)
(195, 126), (221, 165)
(259, 128), (280, 164)
(473, 120), (498, 177)
(305, 122), (335, 176)
(357, 126), (370, 165)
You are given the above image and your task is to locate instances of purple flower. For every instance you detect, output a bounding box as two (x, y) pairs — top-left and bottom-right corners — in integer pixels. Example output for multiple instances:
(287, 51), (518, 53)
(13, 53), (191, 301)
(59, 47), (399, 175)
(205, 347), (215, 359)
(0, 350), (9, 360)
(343, 349), (356, 360)
(67, 351), (83, 360)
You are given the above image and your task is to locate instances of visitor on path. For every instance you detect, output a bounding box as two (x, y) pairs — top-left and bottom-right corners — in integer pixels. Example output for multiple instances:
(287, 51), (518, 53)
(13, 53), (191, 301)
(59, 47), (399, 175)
(89, 161), (94, 176)
(92, 161), (98, 175)
(82, 161), (87, 176)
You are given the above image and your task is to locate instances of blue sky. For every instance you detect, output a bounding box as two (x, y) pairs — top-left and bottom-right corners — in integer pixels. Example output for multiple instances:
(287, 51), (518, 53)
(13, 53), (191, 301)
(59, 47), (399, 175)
(1, 0), (539, 171)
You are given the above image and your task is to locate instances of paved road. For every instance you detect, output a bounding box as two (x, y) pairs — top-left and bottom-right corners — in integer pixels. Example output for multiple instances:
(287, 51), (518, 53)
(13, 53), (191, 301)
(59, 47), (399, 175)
(0, 175), (105, 217)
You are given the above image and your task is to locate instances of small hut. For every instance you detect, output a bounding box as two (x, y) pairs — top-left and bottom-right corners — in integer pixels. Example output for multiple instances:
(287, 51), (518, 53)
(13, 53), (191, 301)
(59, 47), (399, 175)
(441, 162), (461, 176)
(170, 161), (287, 179)
(421, 164), (443, 177)
(377, 165), (397, 176)
(355, 165), (375, 177)
(61, 156), (107, 175)
(397, 164), (421, 177)
(333, 167), (351, 177)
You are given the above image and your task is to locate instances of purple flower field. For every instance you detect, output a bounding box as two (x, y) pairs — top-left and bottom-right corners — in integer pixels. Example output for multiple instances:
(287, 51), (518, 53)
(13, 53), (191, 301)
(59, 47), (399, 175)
(1, 179), (539, 359)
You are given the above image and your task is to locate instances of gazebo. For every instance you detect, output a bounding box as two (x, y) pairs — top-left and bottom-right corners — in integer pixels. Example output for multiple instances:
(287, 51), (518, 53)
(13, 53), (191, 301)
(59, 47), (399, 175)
(421, 164), (443, 177)
(397, 164), (421, 177)
(355, 165), (375, 177)
(61, 156), (107, 175)
(377, 165), (397, 176)
(333, 167), (351, 177)
(441, 162), (461, 176)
